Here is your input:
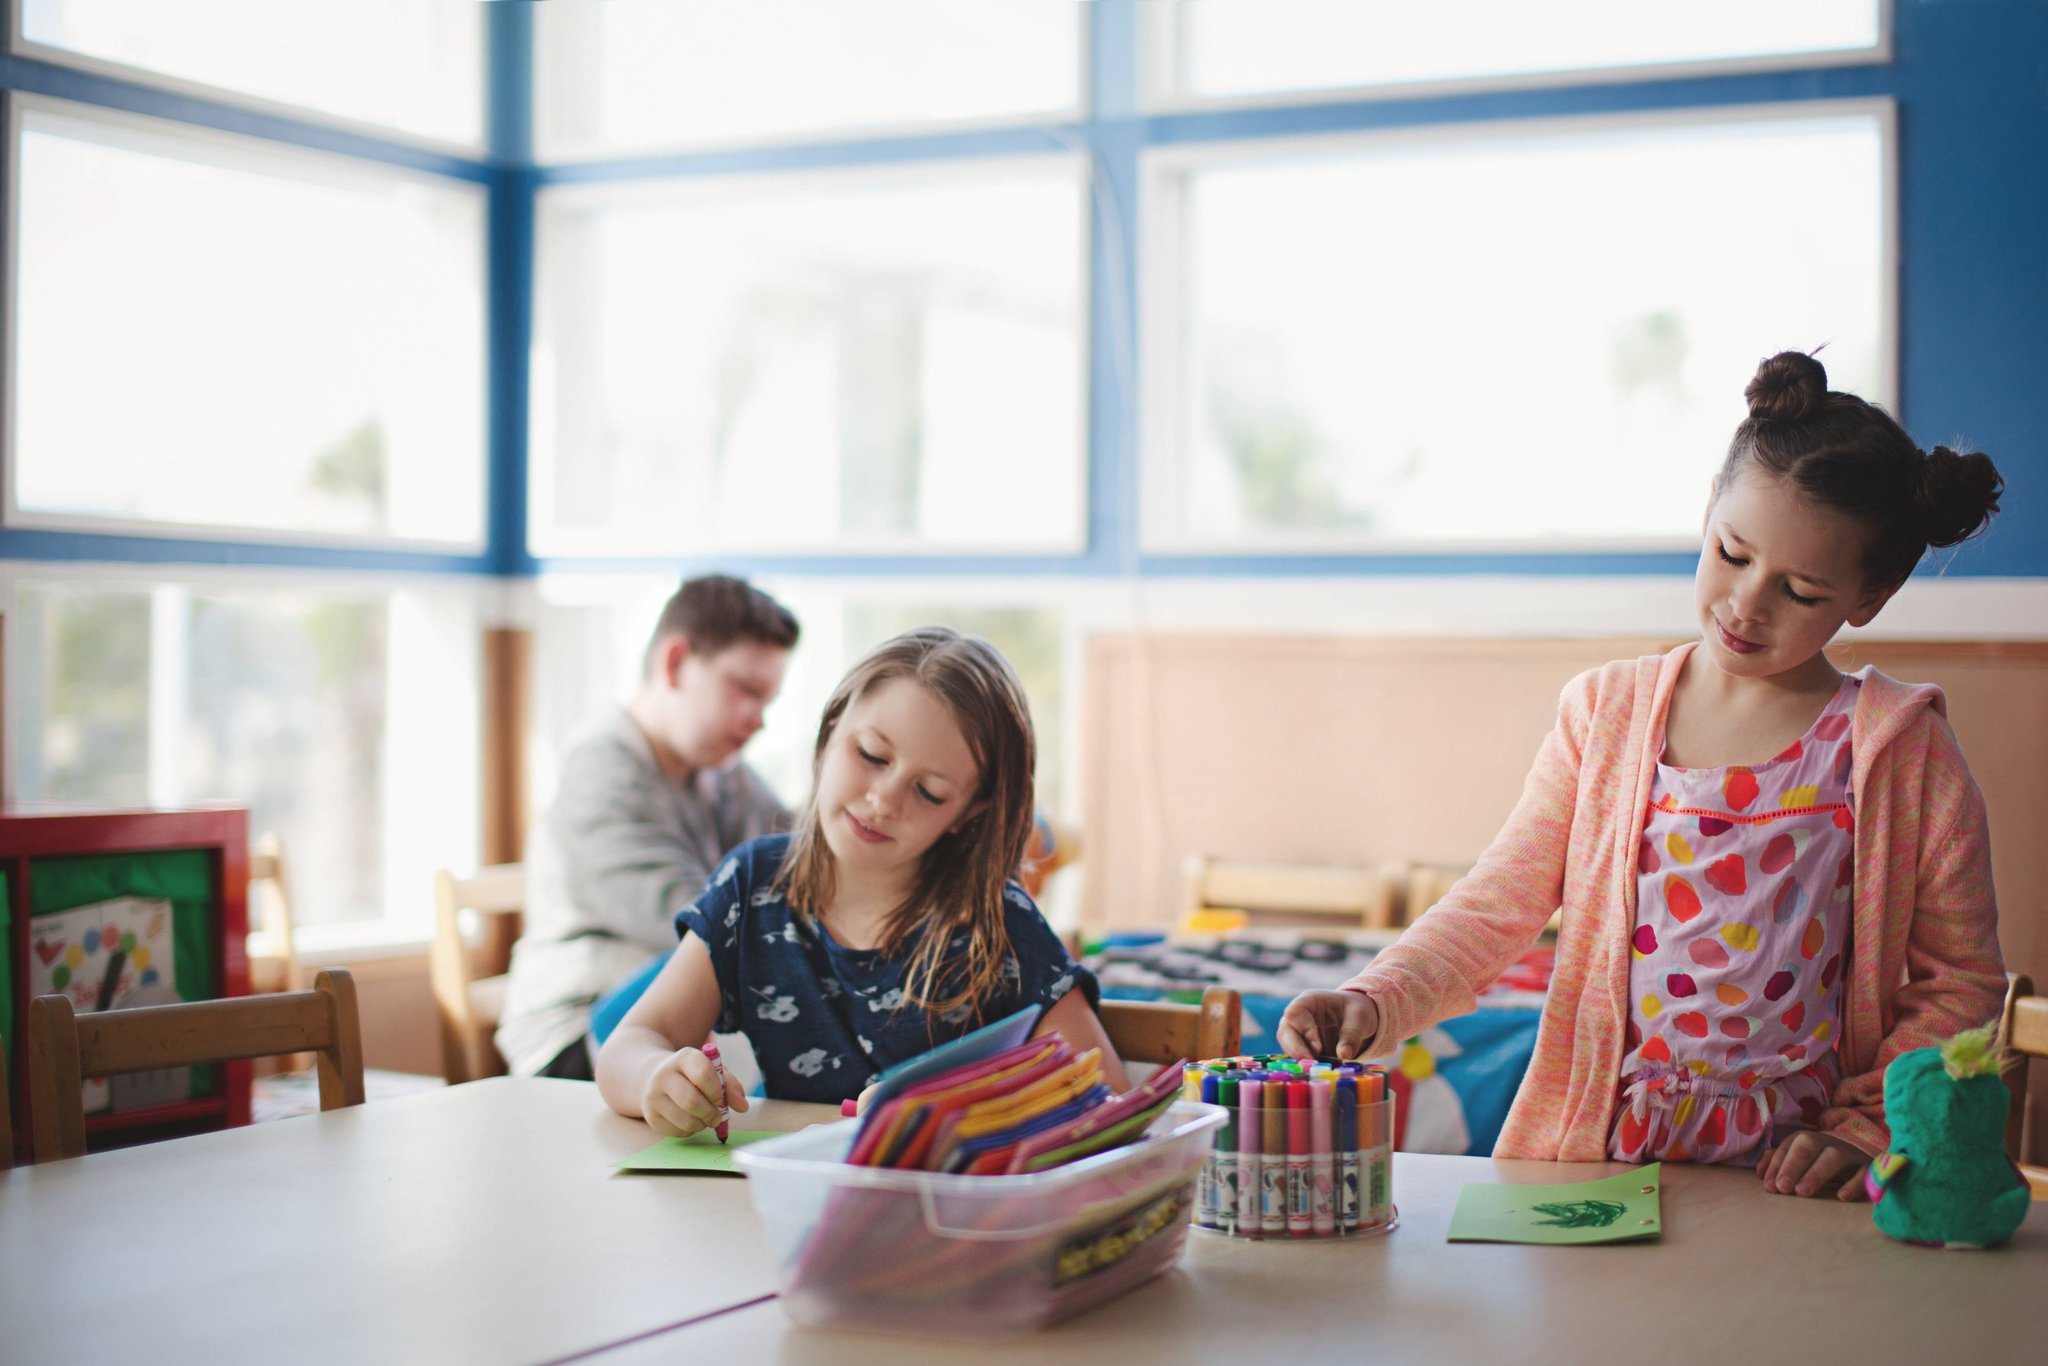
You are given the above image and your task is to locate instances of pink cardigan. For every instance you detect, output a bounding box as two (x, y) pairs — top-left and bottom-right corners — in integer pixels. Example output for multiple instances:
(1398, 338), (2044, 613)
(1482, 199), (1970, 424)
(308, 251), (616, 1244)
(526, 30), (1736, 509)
(1342, 643), (2006, 1160)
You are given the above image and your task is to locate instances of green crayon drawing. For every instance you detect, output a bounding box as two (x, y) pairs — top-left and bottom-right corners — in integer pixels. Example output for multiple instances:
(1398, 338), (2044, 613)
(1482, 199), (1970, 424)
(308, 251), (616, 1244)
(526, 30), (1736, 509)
(1530, 1199), (1627, 1228)
(1449, 1166), (1661, 1245)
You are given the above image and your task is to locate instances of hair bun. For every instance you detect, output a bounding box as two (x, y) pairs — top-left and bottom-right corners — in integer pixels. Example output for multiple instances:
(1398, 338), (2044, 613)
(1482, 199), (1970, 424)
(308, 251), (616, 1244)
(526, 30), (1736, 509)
(1744, 351), (1828, 423)
(1918, 445), (2004, 548)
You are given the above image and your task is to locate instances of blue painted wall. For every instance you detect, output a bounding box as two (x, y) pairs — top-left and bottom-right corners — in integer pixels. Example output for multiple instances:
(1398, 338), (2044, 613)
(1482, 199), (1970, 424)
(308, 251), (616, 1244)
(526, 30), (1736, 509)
(2, 0), (2042, 580)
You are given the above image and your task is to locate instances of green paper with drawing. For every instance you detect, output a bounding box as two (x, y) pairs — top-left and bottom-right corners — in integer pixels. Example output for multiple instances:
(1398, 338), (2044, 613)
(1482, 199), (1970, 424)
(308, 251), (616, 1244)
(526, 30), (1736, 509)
(1448, 1164), (1663, 1244)
(616, 1130), (781, 1174)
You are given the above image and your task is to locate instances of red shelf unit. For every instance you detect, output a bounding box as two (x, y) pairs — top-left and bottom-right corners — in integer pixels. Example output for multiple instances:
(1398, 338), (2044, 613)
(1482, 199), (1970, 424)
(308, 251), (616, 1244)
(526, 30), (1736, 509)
(2, 806), (250, 1165)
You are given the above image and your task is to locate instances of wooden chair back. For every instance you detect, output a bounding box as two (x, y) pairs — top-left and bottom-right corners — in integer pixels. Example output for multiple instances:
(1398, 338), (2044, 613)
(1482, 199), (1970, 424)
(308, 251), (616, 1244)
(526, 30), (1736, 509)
(2004, 973), (2047, 1199)
(1181, 857), (1398, 932)
(246, 833), (300, 996)
(1020, 818), (1081, 899)
(1100, 986), (1242, 1066)
(1, 1036), (12, 1170)
(1401, 862), (1468, 925)
(1403, 860), (1564, 934)
(27, 968), (364, 1162)
(430, 864), (525, 1084)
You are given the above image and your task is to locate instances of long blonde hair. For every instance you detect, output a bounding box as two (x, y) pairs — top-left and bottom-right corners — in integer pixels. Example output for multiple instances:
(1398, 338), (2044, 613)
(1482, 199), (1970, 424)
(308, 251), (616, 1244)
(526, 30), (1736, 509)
(773, 628), (1037, 1023)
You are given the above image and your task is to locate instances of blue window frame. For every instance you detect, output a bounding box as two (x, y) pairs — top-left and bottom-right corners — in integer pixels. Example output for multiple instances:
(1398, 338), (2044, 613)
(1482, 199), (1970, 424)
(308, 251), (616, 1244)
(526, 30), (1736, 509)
(9, 0), (2042, 580)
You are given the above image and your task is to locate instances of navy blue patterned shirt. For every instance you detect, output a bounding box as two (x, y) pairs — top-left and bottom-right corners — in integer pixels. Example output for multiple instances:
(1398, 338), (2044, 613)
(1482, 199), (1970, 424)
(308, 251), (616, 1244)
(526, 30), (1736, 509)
(675, 834), (1100, 1104)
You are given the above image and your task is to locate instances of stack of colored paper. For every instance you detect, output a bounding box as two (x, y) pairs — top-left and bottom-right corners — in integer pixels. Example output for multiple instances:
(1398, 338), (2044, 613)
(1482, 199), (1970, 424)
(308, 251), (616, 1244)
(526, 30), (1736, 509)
(848, 1033), (1187, 1175)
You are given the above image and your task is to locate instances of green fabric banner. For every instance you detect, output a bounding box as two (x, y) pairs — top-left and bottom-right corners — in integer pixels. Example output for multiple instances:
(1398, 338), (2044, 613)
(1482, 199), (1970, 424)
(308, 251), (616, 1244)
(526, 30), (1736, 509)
(1, 868), (13, 1092)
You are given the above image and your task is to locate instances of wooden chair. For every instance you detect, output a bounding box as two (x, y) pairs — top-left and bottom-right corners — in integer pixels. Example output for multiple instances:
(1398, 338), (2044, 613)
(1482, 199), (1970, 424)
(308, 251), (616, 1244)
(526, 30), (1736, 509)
(1180, 857), (1399, 932)
(246, 833), (299, 996)
(1403, 860), (1563, 935)
(1100, 985), (1242, 1066)
(430, 864), (525, 1084)
(1400, 861), (1468, 926)
(2003, 973), (2047, 1199)
(27, 968), (364, 1162)
(1020, 818), (1080, 899)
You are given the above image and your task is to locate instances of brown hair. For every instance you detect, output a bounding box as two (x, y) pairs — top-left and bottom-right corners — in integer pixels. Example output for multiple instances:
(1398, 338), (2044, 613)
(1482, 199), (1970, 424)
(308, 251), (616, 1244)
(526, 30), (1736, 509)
(773, 627), (1037, 1024)
(1716, 351), (2004, 591)
(642, 574), (798, 676)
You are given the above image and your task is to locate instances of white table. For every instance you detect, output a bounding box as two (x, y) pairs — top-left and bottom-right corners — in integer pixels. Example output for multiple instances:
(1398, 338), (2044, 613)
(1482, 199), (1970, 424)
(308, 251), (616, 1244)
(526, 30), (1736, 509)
(0, 1078), (826, 1366)
(8, 1082), (2042, 1366)
(592, 1152), (2048, 1365)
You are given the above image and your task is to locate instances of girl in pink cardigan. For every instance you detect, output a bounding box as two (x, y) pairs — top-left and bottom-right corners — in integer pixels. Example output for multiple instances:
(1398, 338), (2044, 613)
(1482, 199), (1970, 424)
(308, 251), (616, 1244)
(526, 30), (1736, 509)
(1281, 351), (2009, 1201)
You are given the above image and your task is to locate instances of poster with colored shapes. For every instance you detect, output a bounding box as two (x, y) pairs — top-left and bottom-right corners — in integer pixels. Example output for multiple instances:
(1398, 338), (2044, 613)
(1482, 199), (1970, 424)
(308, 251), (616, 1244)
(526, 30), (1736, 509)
(28, 896), (178, 1113)
(1447, 1164), (1664, 1245)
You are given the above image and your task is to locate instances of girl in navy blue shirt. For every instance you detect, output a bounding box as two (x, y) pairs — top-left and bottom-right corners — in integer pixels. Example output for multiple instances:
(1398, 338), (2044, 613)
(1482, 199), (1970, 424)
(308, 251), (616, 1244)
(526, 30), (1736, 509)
(598, 628), (1122, 1134)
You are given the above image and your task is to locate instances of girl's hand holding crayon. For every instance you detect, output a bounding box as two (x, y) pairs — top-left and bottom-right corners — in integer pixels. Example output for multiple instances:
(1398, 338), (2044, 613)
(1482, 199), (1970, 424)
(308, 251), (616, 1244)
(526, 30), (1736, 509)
(639, 1043), (751, 1140)
(1276, 988), (1380, 1062)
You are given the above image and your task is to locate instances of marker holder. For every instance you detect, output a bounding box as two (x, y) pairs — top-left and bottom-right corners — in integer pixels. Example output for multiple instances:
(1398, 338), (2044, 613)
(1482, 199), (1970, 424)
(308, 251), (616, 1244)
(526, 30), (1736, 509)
(1187, 1060), (1398, 1241)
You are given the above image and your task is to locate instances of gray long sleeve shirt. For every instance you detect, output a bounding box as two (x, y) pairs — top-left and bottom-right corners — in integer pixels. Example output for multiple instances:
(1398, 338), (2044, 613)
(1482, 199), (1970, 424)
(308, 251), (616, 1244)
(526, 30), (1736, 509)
(495, 707), (789, 1075)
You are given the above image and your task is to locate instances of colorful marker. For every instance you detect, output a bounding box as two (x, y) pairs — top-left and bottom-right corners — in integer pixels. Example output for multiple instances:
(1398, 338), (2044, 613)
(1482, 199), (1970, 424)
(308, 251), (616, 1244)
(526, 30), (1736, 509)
(1197, 1074), (1220, 1227)
(1379, 1087), (1396, 1222)
(1261, 1075), (1286, 1236)
(703, 1039), (729, 1143)
(1238, 1076), (1263, 1238)
(1216, 1076), (1240, 1236)
(1338, 1079), (1360, 1232)
(1309, 1077), (1335, 1235)
(1364, 1073), (1392, 1223)
(1286, 1080), (1310, 1237)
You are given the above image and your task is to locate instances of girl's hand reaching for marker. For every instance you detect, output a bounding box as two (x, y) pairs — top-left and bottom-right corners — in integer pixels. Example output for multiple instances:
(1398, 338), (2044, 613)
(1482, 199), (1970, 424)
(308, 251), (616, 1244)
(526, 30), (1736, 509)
(639, 1045), (751, 1139)
(1277, 988), (1381, 1061)
(1758, 1130), (1870, 1200)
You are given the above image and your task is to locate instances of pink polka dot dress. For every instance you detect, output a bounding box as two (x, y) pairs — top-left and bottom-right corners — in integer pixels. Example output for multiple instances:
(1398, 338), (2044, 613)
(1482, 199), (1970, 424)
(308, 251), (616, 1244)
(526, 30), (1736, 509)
(1609, 676), (1858, 1165)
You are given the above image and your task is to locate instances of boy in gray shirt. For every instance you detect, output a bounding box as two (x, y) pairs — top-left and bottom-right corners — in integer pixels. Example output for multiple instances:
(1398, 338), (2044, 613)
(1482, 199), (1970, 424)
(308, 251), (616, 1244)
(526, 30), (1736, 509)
(496, 576), (798, 1079)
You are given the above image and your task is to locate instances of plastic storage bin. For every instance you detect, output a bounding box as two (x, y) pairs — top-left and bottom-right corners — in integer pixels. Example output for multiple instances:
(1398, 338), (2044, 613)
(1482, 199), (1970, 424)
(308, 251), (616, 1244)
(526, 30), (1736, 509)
(734, 1101), (1226, 1339)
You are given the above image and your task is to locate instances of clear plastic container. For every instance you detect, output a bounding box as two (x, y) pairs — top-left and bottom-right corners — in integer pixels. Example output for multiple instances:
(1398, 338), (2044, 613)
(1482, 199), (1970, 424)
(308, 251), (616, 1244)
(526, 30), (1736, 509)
(733, 1101), (1227, 1339)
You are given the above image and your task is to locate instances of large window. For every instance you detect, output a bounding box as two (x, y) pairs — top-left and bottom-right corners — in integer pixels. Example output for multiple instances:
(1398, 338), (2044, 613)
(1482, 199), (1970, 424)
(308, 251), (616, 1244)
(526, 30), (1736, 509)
(9, 575), (482, 938)
(1145, 0), (1884, 107)
(534, 0), (1081, 159)
(531, 579), (1070, 826)
(1143, 104), (1891, 550)
(14, 0), (484, 147)
(6, 97), (488, 547)
(531, 162), (1088, 556)
(2, 7), (1926, 947)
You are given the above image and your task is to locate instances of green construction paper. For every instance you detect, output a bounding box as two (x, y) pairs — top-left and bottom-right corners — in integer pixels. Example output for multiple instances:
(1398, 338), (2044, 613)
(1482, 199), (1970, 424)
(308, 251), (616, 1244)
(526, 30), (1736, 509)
(1448, 1164), (1664, 1245)
(615, 1129), (780, 1175)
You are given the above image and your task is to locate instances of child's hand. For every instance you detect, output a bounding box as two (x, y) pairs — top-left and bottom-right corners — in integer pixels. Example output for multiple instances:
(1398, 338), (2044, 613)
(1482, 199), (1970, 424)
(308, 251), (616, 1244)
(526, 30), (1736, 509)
(640, 1045), (751, 1138)
(1758, 1131), (1870, 1200)
(1276, 988), (1380, 1061)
